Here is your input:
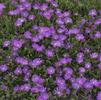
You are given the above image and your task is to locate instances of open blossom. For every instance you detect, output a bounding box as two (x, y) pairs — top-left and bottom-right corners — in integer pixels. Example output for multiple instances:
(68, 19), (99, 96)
(90, 52), (98, 59)
(12, 39), (24, 49)
(24, 31), (32, 39)
(3, 40), (11, 47)
(15, 18), (26, 27)
(0, 3), (5, 15)
(47, 66), (55, 75)
(15, 57), (28, 65)
(29, 58), (43, 68)
(89, 9), (97, 17)
(37, 92), (49, 100)
(97, 91), (101, 100)
(0, 64), (8, 72)
(32, 43), (45, 52)
(14, 67), (22, 75)
(75, 34), (85, 41)
(32, 74), (44, 84)
(8, 9), (20, 15)
(20, 84), (31, 92)
(31, 85), (46, 93)
(0, 4), (5, 11)
(28, 14), (35, 20)
(45, 49), (54, 58)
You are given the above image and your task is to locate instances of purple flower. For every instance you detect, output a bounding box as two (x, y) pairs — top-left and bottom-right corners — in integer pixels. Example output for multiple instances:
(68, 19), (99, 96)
(15, 57), (28, 65)
(96, 91), (101, 100)
(76, 77), (86, 86)
(14, 67), (22, 75)
(95, 81), (101, 87)
(31, 86), (40, 93)
(45, 0), (52, 2)
(17, 5), (25, 11)
(63, 11), (71, 17)
(54, 87), (63, 97)
(98, 63), (101, 70)
(57, 28), (64, 34)
(22, 66), (29, 74)
(24, 31), (32, 39)
(32, 25), (39, 30)
(37, 92), (49, 100)
(80, 18), (86, 25)
(15, 18), (26, 27)
(51, 40), (63, 47)
(31, 85), (46, 93)
(85, 62), (91, 69)
(72, 82), (80, 90)
(20, 0), (27, 3)
(12, 39), (24, 48)
(0, 64), (8, 72)
(63, 67), (73, 75)
(55, 77), (66, 90)
(64, 73), (71, 80)
(76, 52), (84, 64)
(56, 18), (64, 25)
(24, 75), (30, 82)
(8, 9), (20, 15)
(95, 18), (101, 25)
(32, 35), (43, 42)
(83, 82), (93, 90)
(20, 84), (31, 92)
(45, 49), (54, 58)
(51, 1), (58, 7)
(28, 15), (35, 20)
(64, 17), (72, 24)
(90, 79), (98, 86)
(78, 67), (86, 74)
(32, 43), (45, 52)
(22, 2), (31, 10)
(1, 85), (7, 91)
(29, 58), (43, 68)
(33, 3), (40, 10)
(75, 34), (85, 41)
(42, 10), (53, 20)
(98, 54), (101, 61)
(94, 31), (101, 39)
(90, 52), (98, 59)
(0, 3), (5, 12)
(59, 57), (72, 65)
(89, 9), (97, 17)
(85, 28), (91, 33)
(3, 40), (11, 47)
(21, 11), (29, 17)
(47, 66), (55, 75)
(68, 28), (80, 35)
(32, 74), (44, 84)
(13, 85), (20, 92)
(40, 3), (48, 11)
(66, 88), (70, 95)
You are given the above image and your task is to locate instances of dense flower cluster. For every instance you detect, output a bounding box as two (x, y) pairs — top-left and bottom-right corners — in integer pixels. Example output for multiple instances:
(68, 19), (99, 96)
(0, 0), (101, 99)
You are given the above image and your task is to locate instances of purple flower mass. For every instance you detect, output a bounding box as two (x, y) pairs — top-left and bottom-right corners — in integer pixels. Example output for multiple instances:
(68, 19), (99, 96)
(1, 0), (101, 99)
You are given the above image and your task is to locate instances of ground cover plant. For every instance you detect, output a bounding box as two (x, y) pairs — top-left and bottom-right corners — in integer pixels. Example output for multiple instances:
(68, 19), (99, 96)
(0, 0), (101, 100)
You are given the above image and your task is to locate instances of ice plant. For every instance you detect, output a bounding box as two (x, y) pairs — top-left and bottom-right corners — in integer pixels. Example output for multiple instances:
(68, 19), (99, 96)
(0, 0), (101, 99)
